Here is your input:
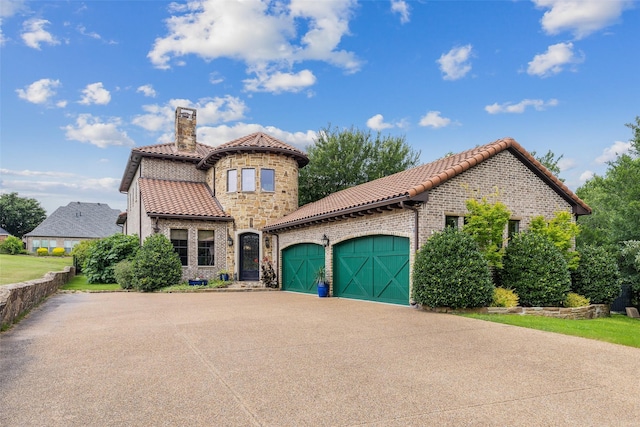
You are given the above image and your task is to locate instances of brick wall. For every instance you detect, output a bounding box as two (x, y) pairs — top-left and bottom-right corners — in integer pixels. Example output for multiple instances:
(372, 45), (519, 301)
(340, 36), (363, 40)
(141, 157), (206, 183)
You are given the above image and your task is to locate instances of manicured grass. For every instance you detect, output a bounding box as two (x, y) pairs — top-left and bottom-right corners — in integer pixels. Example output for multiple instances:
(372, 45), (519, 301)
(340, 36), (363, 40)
(61, 274), (121, 291)
(464, 313), (640, 348)
(0, 254), (73, 285)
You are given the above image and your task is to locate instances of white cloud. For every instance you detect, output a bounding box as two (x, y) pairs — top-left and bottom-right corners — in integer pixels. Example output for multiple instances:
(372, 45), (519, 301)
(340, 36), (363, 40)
(1, 0), (27, 18)
(533, 0), (631, 39)
(391, 0), (410, 24)
(436, 44), (473, 81)
(485, 98), (559, 114)
(147, 0), (360, 93)
(16, 78), (61, 104)
(63, 114), (134, 148)
(527, 42), (584, 77)
(79, 82), (111, 105)
(198, 123), (316, 150)
(132, 96), (248, 139)
(596, 140), (632, 163)
(137, 84), (157, 98)
(557, 157), (576, 171)
(243, 69), (316, 93)
(419, 111), (452, 128)
(209, 72), (224, 84)
(0, 168), (75, 178)
(56, 100), (68, 108)
(21, 18), (59, 49)
(366, 114), (394, 131)
(579, 170), (594, 182)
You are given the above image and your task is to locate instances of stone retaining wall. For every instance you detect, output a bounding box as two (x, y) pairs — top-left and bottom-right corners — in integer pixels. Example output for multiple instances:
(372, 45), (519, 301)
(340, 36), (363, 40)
(423, 304), (610, 319)
(0, 266), (75, 329)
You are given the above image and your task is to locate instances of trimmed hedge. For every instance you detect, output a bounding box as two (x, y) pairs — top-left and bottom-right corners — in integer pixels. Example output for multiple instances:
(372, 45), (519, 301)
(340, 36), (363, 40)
(572, 245), (621, 304)
(132, 233), (182, 292)
(412, 228), (494, 309)
(501, 231), (570, 307)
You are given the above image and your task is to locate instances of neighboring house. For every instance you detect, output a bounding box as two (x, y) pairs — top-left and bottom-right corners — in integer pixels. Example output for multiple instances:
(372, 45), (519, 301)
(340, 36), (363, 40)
(0, 226), (9, 242)
(24, 202), (122, 253)
(120, 107), (590, 304)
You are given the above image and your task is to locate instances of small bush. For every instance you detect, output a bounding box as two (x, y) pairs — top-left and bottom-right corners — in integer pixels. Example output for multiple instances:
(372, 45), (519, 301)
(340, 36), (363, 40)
(0, 235), (24, 254)
(564, 292), (590, 308)
(492, 287), (519, 307)
(36, 247), (49, 256)
(132, 233), (182, 292)
(70, 240), (96, 273)
(84, 234), (139, 284)
(619, 241), (640, 307)
(52, 247), (66, 257)
(572, 245), (621, 304)
(412, 228), (494, 309)
(114, 260), (135, 290)
(501, 231), (570, 307)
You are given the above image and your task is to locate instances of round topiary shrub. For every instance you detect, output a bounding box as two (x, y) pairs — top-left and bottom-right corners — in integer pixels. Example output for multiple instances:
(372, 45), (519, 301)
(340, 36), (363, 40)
(564, 292), (590, 308)
(412, 228), (494, 309)
(492, 287), (519, 307)
(501, 231), (570, 307)
(37, 247), (49, 256)
(114, 260), (135, 290)
(132, 233), (182, 292)
(572, 245), (621, 304)
(52, 247), (66, 257)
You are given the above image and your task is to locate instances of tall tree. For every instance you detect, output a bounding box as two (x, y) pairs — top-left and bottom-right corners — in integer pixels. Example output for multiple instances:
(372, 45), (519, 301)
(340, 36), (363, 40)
(0, 192), (47, 238)
(576, 117), (640, 246)
(531, 149), (564, 181)
(299, 125), (420, 205)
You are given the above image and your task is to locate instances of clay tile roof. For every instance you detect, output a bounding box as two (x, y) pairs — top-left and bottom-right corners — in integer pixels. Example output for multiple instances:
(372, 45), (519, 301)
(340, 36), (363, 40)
(139, 178), (230, 220)
(264, 137), (590, 231)
(199, 132), (309, 168)
(134, 142), (212, 160)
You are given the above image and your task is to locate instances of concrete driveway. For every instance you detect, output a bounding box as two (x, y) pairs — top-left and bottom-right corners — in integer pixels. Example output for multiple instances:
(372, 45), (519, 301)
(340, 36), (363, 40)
(1, 291), (639, 426)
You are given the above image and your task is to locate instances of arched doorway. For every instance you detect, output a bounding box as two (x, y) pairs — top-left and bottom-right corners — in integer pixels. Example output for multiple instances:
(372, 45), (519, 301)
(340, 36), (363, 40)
(239, 232), (259, 281)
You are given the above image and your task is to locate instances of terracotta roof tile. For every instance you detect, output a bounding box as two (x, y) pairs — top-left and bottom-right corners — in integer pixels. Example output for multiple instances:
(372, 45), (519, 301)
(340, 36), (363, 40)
(200, 132), (309, 168)
(134, 142), (212, 160)
(264, 138), (590, 231)
(139, 178), (230, 219)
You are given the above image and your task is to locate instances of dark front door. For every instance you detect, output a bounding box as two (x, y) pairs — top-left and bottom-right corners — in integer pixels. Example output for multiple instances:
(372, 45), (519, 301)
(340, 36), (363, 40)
(239, 233), (259, 281)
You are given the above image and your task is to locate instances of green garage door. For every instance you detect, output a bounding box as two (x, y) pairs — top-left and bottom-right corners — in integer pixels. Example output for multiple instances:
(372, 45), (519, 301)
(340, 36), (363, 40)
(282, 243), (325, 294)
(334, 235), (410, 305)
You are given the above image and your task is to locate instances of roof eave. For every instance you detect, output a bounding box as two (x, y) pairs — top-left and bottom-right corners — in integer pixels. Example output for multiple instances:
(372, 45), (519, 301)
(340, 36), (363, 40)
(198, 146), (309, 169)
(149, 213), (233, 221)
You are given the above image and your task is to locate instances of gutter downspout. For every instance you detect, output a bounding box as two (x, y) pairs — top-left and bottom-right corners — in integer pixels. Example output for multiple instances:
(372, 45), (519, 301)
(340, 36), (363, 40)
(400, 201), (420, 253)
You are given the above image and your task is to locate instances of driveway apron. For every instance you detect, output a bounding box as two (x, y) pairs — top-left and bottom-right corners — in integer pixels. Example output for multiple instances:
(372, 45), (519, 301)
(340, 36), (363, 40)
(1, 292), (639, 426)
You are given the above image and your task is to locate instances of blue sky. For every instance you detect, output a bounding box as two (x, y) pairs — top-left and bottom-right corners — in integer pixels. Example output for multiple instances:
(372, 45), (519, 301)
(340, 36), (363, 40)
(1, 0), (638, 214)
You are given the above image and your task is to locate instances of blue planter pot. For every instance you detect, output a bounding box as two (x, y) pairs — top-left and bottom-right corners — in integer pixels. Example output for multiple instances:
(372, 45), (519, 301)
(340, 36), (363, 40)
(188, 279), (208, 286)
(317, 282), (328, 298)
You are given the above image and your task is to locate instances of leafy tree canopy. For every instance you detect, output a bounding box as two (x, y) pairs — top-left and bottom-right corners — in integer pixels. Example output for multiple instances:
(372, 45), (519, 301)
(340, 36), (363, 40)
(577, 117), (640, 246)
(463, 193), (511, 268)
(0, 192), (47, 238)
(531, 149), (564, 181)
(298, 125), (420, 205)
(530, 211), (580, 270)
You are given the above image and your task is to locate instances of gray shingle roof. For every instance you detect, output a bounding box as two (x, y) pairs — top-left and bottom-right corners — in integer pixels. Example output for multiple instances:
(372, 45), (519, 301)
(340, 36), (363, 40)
(24, 202), (122, 238)
(0, 226), (9, 236)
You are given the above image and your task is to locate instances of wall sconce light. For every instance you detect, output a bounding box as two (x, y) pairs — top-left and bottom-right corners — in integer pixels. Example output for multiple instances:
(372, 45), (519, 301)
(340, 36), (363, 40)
(321, 234), (329, 247)
(227, 235), (234, 247)
(265, 236), (270, 248)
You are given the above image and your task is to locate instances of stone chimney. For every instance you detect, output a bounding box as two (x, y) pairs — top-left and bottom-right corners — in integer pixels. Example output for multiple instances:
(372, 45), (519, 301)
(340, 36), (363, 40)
(175, 107), (197, 152)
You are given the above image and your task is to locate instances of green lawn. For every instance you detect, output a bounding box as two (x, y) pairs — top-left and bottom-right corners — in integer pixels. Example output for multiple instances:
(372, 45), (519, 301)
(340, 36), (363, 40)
(61, 275), (121, 291)
(464, 313), (640, 348)
(0, 254), (73, 285)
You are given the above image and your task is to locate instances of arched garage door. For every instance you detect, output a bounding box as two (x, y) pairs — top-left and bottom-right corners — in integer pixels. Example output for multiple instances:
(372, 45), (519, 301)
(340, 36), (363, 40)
(334, 235), (409, 305)
(282, 243), (325, 294)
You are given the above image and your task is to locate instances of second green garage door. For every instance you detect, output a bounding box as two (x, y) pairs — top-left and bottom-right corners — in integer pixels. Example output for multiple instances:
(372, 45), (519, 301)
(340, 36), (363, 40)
(333, 235), (410, 305)
(282, 243), (325, 294)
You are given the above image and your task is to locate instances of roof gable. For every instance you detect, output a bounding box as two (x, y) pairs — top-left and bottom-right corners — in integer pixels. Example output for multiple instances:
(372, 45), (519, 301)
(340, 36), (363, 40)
(264, 138), (590, 231)
(139, 178), (231, 220)
(25, 202), (122, 238)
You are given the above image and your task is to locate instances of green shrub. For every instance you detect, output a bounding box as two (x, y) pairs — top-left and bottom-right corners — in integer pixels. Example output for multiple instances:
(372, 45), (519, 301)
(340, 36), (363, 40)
(412, 228), (494, 309)
(0, 235), (25, 254)
(572, 245), (621, 304)
(114, 260), (135, 290)
(36, 247), (49, 256)
(564, 292), (590, 307)
(52, 247), (66, 257)
(492, 287), (519, 307)
(529, 211), (580, 270)
(619, 241), (640, 307)
(501, 231), (570, 307)
(71, 240), (97, 273)
(84, 234), (139, 284)
(132, 233), (182, 292)
(463, 195), (511, 268)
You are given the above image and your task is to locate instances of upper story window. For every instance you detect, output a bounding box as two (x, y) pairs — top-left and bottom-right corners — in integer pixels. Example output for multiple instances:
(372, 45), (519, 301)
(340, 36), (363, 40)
(242, 168), (256, 192)
(261, 169), (275, 192)
(227, 169), (237, 192)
